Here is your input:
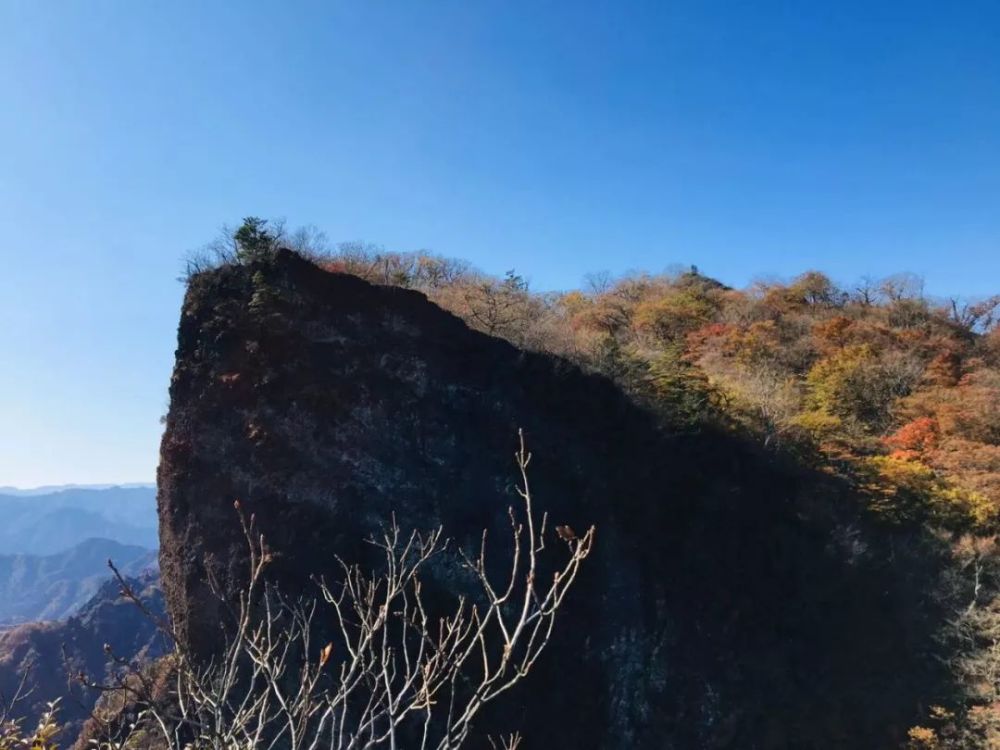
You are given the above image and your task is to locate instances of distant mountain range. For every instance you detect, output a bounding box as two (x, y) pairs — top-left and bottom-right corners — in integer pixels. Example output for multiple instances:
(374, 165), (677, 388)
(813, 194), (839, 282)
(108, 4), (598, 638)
(0, 538), (157, 625)
(0, 485), (158, 555)
(0, 482), (155, 497)
(0, 486), (165, 745)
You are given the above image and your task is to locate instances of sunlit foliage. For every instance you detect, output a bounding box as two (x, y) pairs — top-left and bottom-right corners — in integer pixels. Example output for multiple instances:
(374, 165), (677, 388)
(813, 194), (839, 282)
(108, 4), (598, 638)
(309, 244), (1000, 532)
(0, 702), (60, 750)
(188, 227), (1000, 745)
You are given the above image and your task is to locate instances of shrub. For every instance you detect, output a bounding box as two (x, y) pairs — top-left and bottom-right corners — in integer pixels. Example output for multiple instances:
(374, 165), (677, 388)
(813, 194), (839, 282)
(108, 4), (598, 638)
(76, 435), (593, 750)
(0, 701), (60, 750)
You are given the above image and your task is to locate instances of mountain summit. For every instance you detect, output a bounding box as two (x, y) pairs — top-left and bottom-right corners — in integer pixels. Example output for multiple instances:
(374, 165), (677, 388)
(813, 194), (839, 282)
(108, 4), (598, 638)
(156, 250), (949, 748)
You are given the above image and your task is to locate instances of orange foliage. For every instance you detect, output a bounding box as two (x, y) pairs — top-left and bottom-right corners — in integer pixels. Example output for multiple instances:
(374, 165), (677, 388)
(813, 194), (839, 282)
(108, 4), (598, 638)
(925, 350), (962, 387)
(319, 259), (351, 274)
(684, 322), (732, 355)
(317, 246), (1000, 517)
(812, 316), (854, 351)
(885, 417), (940, 458)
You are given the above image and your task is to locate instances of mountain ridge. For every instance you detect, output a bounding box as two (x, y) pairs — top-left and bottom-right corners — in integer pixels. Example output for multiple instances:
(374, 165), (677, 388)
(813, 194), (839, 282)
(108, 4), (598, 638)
(0, 486), (157, 554)
(0, 538), (156, 625)
(0, 571), (165, 743)
(0, 483), (155, 496)
(156, 249), (953, 748)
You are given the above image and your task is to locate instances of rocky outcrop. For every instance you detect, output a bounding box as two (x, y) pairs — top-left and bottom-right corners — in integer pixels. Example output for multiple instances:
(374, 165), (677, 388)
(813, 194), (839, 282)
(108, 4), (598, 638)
(158, 250), (951, 748)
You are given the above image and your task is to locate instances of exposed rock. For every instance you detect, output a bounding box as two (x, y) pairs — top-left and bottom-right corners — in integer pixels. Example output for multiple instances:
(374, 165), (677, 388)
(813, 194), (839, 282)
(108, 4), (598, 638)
(157, 250), (951, 748)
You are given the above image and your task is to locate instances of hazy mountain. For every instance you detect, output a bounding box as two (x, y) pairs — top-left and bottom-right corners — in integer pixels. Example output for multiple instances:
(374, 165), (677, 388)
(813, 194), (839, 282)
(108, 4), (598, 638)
(0, 538), (156, 625)
(0, 483), (154, 497)
(0, 485), (157, 554)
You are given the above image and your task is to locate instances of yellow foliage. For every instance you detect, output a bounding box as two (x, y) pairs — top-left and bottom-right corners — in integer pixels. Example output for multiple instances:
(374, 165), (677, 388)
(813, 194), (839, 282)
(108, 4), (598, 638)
(906, 725), (939, 749)
(865, 455), (937, 494)
(557, 290), (590, 317)
(632, 291), (717, 345)
(788, 409), (842, 438)
(862, 455), (998, 529)
(936, 486), (996, 528)
(0, 702), (60, 750)
(929, 705), (955, 722)
(804, 345), (873, 415)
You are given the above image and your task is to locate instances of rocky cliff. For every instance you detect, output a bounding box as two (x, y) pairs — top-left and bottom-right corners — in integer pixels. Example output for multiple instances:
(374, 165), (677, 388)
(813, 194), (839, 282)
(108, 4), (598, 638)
(158, 250), (951, 748)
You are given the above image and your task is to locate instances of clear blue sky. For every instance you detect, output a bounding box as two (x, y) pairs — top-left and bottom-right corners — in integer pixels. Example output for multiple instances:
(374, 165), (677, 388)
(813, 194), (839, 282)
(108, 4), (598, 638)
(2, 0), (998, 486)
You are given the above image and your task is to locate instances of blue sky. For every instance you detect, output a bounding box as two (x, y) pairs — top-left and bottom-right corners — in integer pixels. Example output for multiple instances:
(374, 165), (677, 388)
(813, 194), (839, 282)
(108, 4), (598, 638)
(1, 0), (998, 486)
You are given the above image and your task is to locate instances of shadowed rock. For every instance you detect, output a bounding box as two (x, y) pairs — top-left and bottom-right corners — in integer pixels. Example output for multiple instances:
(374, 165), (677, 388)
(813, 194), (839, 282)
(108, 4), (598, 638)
(158, 250), (952, 748)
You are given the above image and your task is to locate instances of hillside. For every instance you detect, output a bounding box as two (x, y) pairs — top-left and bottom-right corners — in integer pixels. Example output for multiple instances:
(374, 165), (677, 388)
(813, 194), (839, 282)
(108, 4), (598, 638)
(0, 573), (166, 743)
(0, 539), (156, 625)
(324, 245), (1000, 747)
(153, 246), (986, 748)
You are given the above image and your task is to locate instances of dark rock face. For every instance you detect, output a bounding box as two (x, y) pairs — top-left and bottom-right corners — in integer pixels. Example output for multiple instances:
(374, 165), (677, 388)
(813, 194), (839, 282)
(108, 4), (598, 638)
(158, 251), (950, 749)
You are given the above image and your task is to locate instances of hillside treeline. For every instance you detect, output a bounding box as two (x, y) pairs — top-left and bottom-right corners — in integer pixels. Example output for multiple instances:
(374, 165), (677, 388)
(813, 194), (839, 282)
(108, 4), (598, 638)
(193, 218), (1000, 746)
(326, 246), (1000, 523)
(323, 247), (1000, 748)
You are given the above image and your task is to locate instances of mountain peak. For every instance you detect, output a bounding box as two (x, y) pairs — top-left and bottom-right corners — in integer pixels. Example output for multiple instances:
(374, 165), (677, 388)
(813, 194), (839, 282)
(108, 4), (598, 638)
(157, 252), (947, 748)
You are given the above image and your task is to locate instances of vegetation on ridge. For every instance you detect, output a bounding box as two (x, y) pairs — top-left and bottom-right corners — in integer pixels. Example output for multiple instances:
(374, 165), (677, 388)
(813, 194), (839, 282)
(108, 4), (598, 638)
(203, 218), (1000, 535)
(186, 216), (1000, 747)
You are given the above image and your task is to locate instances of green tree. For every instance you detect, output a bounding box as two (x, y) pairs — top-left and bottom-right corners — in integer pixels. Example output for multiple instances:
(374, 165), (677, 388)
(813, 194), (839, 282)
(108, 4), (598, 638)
(233, 216), (279, 264)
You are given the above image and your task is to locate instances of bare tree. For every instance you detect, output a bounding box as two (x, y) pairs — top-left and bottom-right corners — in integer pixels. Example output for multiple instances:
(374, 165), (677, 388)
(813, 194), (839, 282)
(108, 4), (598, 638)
(852, 276), (881, 307)
(91, 433), (594, 750)
(879, 273), (925, 303)
(462, 271), (535, 341)
(583, 270), (614, 296)
(288, 226), (331, 259)
(949, 295), (1000, 333)
(0, 663), (33, 731)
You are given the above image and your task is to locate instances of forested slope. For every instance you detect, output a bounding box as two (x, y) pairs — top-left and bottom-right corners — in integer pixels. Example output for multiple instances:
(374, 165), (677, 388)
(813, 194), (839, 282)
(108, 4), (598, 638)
(317, 240), (1000, 747)
(156, 230), (1000, 747)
